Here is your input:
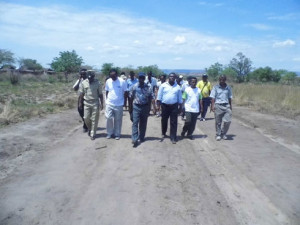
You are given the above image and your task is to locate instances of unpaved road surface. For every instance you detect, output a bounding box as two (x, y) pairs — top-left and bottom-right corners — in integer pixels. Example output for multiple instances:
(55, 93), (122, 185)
(0, 107), (299, 225)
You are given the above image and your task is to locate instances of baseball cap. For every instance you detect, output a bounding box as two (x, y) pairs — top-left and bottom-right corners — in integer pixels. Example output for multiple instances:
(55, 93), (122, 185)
(202, 73), (208, 77)
(179, 75), (184, 79)
(138, 72), (146, 77)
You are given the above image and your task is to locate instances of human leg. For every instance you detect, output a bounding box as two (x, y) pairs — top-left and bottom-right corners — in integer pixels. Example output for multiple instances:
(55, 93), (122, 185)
(182, 111), (192, 136)
(113, 105), (123, 138)
(83, 104), (92, 132)
(187, 112), (198, 136)
(105, 104), (114, 137)
(214, 104), (225, 137)
(161, 104), (169, 136)
(221, 106), (232, 136)
(90, 104), (99, 138)
(139, 105), (149, 141)
(132, 105), (141, 142)
(201, 97), (211, 119)
(169, 103), (178, 141)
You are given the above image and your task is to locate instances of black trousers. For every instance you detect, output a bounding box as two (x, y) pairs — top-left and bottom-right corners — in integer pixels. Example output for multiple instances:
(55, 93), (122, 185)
(161, 103), (179, 140)
(78, 98), (88, 130)
(182, 112), (198, 136)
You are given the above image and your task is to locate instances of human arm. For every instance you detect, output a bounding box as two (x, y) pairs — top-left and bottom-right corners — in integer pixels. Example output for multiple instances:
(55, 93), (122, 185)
(229, 98), (232, 111)
(73, 79), (81, 91)
(78, 93), (84, 110)
(211, 98), (215, 112)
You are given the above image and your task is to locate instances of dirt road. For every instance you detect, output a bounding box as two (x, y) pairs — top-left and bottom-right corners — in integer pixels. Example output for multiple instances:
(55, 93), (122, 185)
(0, 107), (299, 225)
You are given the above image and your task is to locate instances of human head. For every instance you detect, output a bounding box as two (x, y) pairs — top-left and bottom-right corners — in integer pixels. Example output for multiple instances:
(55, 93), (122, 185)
(138, 72), (146, 85)
(219, 75), (227, 86)
(168, 72), (176, 84)
(129, 71), (135, 79)
(187, 76), (193, 85)
(160, 74), (166, 83)
(87, 70), (95, 83)
(109, 68), (118, 81)
(147, 71), (153, 78)
(80, 68), (87, 79)
(190, 77), (197, 88)
(202, 73), (208, 82)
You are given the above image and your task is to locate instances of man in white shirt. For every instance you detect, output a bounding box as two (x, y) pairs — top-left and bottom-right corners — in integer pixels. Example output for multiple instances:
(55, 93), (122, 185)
(105, 69), (127, 140)
(181, 77), (203, 140)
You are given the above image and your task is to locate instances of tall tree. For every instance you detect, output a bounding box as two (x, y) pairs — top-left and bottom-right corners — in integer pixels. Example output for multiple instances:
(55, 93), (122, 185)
(205, 62), (223, 81)
(18, 58), (43, 70)
(0, 49), (15, 68)
(229, 52), (252, 82)
(51, 50), (83, 77)
(101, 63), (115, 77)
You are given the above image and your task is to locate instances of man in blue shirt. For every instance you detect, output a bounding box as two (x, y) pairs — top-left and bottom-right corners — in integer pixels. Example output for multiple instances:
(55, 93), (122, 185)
(157, 73), (183, 144)
(129, 72), (154, 147)
(210, 75), (233, 141)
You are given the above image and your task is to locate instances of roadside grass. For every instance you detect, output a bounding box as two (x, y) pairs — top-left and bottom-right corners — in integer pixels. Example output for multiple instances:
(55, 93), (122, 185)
(0, 73), (77, 128)
(232, 83), (300, 119)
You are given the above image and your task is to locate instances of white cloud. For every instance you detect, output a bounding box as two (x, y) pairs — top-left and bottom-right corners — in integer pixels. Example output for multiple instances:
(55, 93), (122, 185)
(273, 39), (296, 48)
(174, 57), (182, 61)
(249, 23), (273, 31)
(268, 13), (299, 21)
(292, 57), (300, 62)
(0, 3), (298, 70)
(174, 36), (186, 45)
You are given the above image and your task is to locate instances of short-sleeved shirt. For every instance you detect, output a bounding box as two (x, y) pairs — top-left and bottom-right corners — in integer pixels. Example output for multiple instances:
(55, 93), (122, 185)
(105, 77), (127, 106)
(196, 80), (212, 98)
(157, 82), (183, 104)
(127, 78), (138, 91)
(182, 86), (202, 113)
(210, 84), (233, 104)
(129, 82), (154, 105)
(79, 79), (102, 105)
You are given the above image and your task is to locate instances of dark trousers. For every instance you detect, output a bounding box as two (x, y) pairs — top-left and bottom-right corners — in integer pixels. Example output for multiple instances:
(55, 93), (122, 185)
(161, 103), (178, 140)
(78, 98), (87, 130)
(182, 112), (198, 136)
(132, 104), (150, 142)
(200, 97), (211, 118)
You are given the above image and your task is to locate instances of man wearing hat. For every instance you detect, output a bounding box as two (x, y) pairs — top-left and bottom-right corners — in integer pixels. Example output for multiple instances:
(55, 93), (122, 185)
(78, 70), (104, 140)
(157, 72), (183, 144)
(73, 68), (88, 132)
(196, 73), (212, 121)
(129, 72), (155, 147)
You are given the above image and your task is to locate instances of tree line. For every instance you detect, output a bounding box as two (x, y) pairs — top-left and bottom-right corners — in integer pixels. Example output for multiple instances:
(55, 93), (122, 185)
(0, 49), (298, 85)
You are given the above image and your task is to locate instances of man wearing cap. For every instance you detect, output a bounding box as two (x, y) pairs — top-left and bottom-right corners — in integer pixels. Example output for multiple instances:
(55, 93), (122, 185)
(105, 69), (127, 140)
(78, 70), (104, 140)
(129, 72), (155, 147)
(196, 73), (212, 121)
(157, 72), (183, 144)
(145, 71), (158, 115)
(73, 68), (88, 132)
(210, 75), (233, 141)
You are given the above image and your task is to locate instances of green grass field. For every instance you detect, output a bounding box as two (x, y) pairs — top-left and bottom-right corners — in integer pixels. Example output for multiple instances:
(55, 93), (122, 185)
(0, 73), (78, 127)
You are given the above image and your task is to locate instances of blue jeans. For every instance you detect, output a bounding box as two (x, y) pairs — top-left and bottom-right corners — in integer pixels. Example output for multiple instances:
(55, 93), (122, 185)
(132, 104), (150, 142)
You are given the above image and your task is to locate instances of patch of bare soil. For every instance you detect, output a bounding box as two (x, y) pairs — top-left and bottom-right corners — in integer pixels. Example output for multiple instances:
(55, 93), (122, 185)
(0, 106), (299, 225)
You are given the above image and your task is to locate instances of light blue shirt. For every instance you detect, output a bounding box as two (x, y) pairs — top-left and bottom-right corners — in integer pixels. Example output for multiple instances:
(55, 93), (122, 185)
(210, 84), (233, 104)
(127, 78), (138, 91)
(157, 82), (183, 104)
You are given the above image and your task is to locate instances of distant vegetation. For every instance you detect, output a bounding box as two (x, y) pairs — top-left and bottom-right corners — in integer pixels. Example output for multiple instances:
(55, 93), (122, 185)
(0, 48), (299, 128)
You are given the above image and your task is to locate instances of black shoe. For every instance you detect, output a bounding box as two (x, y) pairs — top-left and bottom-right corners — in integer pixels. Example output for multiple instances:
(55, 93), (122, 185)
(83, 128), (88, 133)
(171, 139), (176, 144)
(187, 135), (194, 140)
(161, 134), (166, 139)
(88, 131), (91, 137)
(91, 136), (95, 140)
(133, 140), (139, 147)
(181, 131), (185, 138)
(139, 138), (145, 143)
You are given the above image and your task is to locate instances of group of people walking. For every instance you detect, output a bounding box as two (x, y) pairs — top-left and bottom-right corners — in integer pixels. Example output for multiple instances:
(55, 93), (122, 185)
(73, 69), (233, 147)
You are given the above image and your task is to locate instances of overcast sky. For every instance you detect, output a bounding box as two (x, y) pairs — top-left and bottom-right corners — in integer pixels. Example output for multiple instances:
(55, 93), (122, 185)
(1, 0), (300, 71)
